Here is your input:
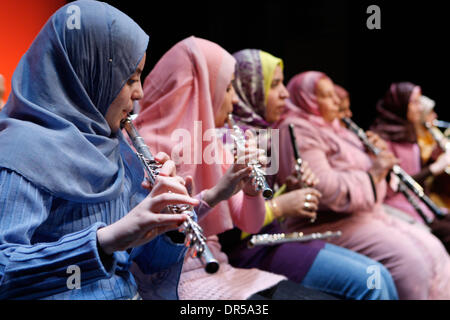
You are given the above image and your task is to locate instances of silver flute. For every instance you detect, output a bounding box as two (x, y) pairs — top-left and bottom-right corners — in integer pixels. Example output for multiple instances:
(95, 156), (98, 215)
(121, 115), (219, 274)
(342, 117), (446, 222)
(248, 231), (342, 248)
(227, 114), (274, 199)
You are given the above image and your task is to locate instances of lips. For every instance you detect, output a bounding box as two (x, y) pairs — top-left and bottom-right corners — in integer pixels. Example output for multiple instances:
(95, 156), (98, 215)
(120, 109), (131, 122)
(123, 104), (133, 116)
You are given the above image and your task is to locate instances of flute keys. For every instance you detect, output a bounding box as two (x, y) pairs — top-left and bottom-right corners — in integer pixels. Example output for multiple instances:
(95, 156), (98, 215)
(191, 244), (204, 258)
(185, 233), (195, 248)
(178, 221), (189, 233)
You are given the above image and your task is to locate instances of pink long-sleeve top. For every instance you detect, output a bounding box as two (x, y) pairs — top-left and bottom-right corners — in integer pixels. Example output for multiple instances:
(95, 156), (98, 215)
(276, 117), (387, 230)
(131, 36), (285, 300)
(196, 184), (267, 237)
(383, 141), (435, 223)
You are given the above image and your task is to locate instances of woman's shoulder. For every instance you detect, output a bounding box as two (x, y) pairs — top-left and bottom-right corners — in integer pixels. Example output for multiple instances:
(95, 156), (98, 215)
(385, 139), (418, 154)
(277, 115), (319, 135)
(0, 167), (49, 194)
(0, 167), (56, 213)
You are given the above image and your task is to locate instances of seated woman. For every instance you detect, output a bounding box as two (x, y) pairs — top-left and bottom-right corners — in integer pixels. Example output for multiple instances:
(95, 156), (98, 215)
(370, 83), (450, 220)
(218, 49), (398, 300)
(370, 82), (450, 252)
(334, 84), (428, 227)
(133, 36), (340, 300)
(416, 95), (450, 212)
(0, 1), (198, 300)
(275, 71), (450, 299)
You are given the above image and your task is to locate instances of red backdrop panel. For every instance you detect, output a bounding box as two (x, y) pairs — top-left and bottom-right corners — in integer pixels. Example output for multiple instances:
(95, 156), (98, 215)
(0, 0), (67, 101)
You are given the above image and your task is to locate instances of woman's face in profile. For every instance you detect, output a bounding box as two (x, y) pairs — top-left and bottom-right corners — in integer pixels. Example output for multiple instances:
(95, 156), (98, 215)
(316, 78), (341, 123)
(105, 54), (146, 133)
(338, 96), (352, 120)
(407, 88), (422, 125)
(215, 74), (238, 128)
(265, 65), (289, 124)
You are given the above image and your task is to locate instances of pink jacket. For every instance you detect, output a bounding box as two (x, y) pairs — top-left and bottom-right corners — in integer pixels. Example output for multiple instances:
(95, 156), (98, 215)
(383, 141), (434, 223)
(276, 114), (387, 231)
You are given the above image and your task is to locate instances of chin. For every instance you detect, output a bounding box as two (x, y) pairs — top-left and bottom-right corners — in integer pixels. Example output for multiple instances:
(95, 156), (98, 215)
(272, 113), (283, 123)
(112, 122), (122, 133)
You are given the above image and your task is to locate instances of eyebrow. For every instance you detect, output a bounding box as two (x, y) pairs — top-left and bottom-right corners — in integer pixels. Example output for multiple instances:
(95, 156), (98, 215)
(135, 68), (143, 75)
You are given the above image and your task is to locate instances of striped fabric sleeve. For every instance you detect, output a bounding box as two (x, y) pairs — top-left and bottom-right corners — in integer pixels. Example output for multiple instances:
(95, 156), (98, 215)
(0, 169), (118, 299)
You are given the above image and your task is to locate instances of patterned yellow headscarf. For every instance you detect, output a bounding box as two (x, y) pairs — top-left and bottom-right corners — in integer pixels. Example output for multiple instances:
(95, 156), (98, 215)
(260, 51), (284, 104)
(232, 49), (284, 128)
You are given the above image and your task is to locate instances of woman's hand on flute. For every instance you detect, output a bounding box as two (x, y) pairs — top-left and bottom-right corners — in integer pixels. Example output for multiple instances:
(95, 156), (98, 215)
(140, 151), (183, 190)
(97, 152), (200, 255)
(237, 130), (267, 197)
(202, 150), (263, 207)
(203, 131), (265, 206)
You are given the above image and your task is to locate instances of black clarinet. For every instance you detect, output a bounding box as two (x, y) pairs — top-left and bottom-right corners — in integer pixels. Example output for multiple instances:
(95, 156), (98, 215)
(288, 124), (304, 187)
(121, 115), (219, 274)
(342, 117), (446, 221)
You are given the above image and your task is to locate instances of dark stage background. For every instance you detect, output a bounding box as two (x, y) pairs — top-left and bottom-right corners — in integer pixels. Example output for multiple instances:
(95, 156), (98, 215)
(75, 0), (448, 130)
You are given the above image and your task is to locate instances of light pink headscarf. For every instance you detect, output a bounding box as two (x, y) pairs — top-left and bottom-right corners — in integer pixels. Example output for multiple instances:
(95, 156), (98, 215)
(283, 71), (344, 133)
(134, 36), (237, 236)
(334, 84), (349, 101)
(275, 71), (361, 185)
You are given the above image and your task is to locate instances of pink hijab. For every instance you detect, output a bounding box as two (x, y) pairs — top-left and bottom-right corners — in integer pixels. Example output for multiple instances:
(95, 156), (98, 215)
(134, 36), (237, 236)
(370, 82), (420, 143)
(275, 71), (363, 184)
(334, 84), (349, 100)
(282, 71), (344, 133)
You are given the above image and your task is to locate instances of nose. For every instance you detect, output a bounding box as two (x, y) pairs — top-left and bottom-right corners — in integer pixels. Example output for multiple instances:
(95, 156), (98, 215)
(232, 93), (239, 106)
(230, 86), (239, 106)
(333, 94), (341, 109)
(280, 84), (290, 99)
(132, 82), (144, 101)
